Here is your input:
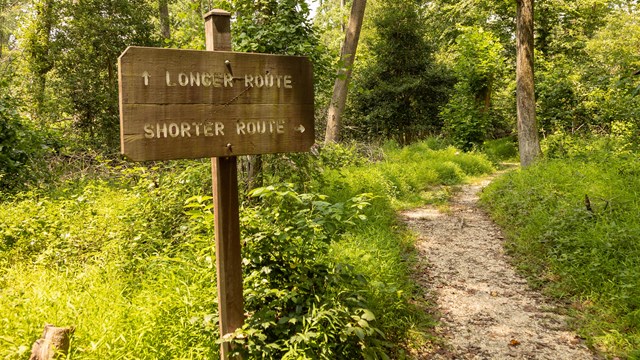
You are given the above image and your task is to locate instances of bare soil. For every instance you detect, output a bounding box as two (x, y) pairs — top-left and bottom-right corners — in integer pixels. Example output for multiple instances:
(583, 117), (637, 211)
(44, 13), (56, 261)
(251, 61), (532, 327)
(401, 176), (600, 360)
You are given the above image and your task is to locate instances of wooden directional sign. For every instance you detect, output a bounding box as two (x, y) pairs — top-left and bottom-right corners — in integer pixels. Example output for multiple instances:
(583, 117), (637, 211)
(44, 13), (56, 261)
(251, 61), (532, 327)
(118, 46), (314, 161)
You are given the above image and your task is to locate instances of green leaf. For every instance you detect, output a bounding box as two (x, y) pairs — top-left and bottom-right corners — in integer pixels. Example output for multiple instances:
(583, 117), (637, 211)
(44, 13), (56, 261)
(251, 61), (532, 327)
(360, 309), (376, 322)
(354, 327), (365, 340)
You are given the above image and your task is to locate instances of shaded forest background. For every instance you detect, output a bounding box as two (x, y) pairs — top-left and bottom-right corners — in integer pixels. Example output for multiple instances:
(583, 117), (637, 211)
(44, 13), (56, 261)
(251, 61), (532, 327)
(1, 0), (638, 191)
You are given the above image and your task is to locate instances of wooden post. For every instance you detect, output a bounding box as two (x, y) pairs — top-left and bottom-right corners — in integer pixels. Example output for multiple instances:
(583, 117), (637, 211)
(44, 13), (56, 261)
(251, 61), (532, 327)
(29, 324), (74, 360)
(204, 10), (244, 359)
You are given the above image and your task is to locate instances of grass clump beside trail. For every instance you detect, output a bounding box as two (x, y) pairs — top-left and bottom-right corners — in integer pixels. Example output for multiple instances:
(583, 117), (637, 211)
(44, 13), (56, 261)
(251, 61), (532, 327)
(0, 140), (493, 359)
(481, 137), (519, 165)
(481, 139), (640, 359)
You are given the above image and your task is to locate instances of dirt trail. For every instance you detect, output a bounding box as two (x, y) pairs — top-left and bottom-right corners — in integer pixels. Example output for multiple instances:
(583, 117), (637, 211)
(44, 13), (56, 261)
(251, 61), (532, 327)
(401, 176), (599, 360)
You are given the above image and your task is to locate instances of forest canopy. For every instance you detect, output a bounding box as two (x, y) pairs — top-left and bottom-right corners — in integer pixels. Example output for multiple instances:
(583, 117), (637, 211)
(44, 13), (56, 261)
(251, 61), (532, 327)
(1, 0), (638, 190)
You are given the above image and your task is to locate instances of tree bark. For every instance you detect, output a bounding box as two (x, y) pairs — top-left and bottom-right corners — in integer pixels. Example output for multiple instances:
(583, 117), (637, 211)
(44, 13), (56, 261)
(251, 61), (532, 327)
(516, 0), (541, 167)
(31, 0), (55, 122)
(341, 0), (347, 32)
(159, 0), (171, 41)
(245, 154), (263, 194)
(324, 0), (366, 144)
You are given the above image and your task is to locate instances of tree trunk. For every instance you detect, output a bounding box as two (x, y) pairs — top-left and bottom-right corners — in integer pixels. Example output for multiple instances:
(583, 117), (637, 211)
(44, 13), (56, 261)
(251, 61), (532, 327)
(35, 76), (47, 124)
(159, 0), (171, 41)
(341, 0), (347, 32)
(245, 154), (263, 194)
(516, 0), (541, 167)
(0, 1), (4, 58)
(324, 0), (366, 144)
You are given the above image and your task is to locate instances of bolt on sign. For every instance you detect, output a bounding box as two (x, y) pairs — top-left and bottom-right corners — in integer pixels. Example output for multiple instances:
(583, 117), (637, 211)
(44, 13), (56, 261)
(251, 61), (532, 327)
(118, 46), (314, 161)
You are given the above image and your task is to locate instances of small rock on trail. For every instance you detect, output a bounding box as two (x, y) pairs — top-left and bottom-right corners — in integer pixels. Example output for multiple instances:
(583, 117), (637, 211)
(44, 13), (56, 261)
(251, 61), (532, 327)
(401, 177), (599, 360)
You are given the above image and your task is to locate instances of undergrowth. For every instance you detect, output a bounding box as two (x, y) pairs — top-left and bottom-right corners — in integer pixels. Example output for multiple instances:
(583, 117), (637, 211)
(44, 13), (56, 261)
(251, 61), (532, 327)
(481, 137), (640, 359)
(0, 140), (493, 359)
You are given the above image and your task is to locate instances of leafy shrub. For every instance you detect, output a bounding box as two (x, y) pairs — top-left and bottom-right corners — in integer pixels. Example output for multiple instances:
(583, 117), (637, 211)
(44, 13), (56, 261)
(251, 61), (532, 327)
(0, 91), (52, 192)
(219, 185), (388, 358)
(441, 26), (509, 150)
(441, 90), (488, 151)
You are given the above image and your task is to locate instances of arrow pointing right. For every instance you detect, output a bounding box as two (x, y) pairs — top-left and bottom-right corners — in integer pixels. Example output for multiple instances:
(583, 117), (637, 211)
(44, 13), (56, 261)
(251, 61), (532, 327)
(295, 125), (306, 133)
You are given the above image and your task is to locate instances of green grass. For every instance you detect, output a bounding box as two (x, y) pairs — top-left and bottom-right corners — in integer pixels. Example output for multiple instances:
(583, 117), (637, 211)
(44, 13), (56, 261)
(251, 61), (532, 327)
(0, 140), (494, 358)
(480, 150), (640, 358)
(482, 137), (519, 164)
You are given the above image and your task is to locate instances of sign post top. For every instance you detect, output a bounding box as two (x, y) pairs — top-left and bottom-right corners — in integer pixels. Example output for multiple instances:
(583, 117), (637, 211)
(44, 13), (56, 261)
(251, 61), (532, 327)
(204, 9), (231, 18)
(204, 10), (232, 52)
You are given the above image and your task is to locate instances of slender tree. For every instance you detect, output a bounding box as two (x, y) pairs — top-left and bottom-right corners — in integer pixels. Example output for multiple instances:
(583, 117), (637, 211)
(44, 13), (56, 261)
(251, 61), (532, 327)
(159, 0), (171, 41)
(23, 0), (56, 122)
(324, 0), (366, 144)
(516, 0), (541, 166)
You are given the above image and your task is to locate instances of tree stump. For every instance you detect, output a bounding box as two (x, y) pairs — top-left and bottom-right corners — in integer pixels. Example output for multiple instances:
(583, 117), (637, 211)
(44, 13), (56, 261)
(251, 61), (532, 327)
(29, 324), (74, 360)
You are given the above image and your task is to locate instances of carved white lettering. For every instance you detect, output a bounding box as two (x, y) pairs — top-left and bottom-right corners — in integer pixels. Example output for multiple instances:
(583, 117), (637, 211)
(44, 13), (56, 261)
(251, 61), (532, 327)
(178, 73), (188, 86)
(224, 73), (233, 87)
(144, 120), (287, 139)
(165, 71), (290, 89)
(215, 122), (225, 136)
(245, 74), (254, 88)
(181, 122), (192, 137)
(247, 121), (256, 134)
(192, 122), (202, 136)
(236, 120), (286, 135)
(166, 71), (177, 87)
(156, 123), (168, 138)
(144, 124), (154, 138)
(190, 72), (201, 87)
(214, 73), (223, 87)
(236, 122), (246, 135)
(204, 123), (214, 136)
(255, 75), (264, 88)
(169, 123), (180, 137)
(202, 72), (212, 87)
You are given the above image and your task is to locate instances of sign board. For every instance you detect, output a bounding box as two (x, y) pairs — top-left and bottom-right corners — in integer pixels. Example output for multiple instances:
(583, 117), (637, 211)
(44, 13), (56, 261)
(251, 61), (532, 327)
(118, 46), (314, 161)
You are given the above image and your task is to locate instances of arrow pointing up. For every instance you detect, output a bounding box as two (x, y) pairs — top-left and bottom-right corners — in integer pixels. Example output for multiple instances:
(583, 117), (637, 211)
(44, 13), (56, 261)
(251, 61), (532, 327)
(142, 71), (150, 86)
(295, 125), (305, 133)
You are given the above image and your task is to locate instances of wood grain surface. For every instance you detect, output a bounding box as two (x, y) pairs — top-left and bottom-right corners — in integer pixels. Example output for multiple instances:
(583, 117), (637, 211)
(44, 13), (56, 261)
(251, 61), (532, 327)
(118, 46), (314, 161)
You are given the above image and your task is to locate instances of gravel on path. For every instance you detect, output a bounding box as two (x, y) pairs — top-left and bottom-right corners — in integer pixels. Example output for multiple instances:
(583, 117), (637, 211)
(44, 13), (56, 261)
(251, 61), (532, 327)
(401, 177), (599, 360)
